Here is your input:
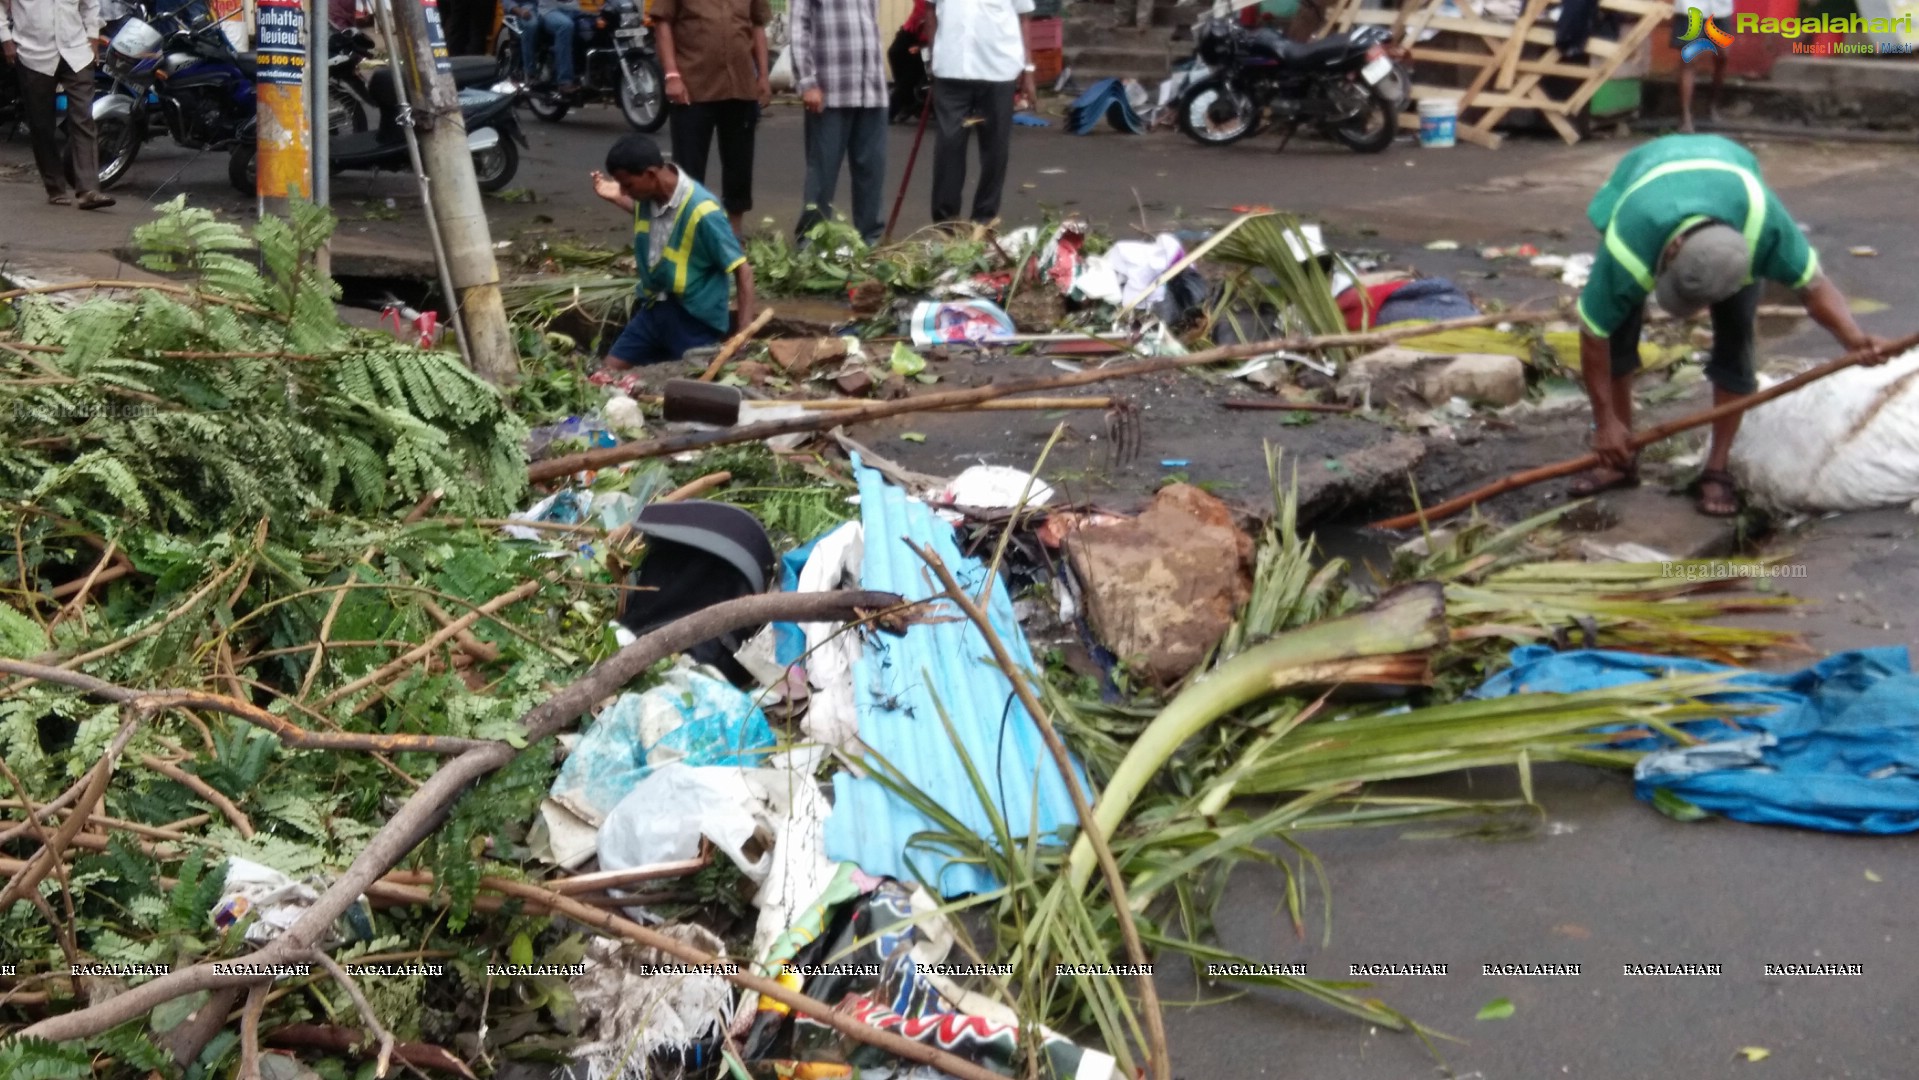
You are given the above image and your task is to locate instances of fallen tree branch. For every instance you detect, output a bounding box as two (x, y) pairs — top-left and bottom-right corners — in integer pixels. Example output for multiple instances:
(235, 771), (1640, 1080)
(16, 589), (905, 1044)
(264, 1025), (475, 1077)
(0, 713), (138, 914)
(319, 574), (552, 710)
(418, 598), (502, 665)
(0, 278), (274, 316)
(529, 310), (1559, 482)
(0, 661), (500, 756)
(139, 756), (254, 839)
(308, 951), (396, 1077)
(910, 542), (1171, 1080)
(1369, 329), (1919, 531)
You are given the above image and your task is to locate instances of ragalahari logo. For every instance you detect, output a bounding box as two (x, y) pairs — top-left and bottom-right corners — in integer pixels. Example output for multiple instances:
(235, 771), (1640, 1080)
(1680, 6), (1735, 61)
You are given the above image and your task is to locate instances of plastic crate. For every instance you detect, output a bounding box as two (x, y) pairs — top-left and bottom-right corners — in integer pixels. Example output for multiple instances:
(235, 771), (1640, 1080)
(1025, 16), (1063, 51)
(1032, 46), (1063, 83)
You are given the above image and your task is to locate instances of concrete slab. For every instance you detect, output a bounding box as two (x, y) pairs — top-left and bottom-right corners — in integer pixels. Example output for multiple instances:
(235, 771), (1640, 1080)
(1567, 485), (1741, 562)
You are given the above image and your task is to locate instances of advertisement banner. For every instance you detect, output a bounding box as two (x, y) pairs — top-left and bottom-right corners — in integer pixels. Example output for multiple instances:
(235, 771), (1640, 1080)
(254, 0), (309, 198)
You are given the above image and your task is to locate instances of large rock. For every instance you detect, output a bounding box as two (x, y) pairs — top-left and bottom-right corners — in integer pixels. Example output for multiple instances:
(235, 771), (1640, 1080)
(1063, 484), (1255, 687)
(1337, 347), (1527, 408)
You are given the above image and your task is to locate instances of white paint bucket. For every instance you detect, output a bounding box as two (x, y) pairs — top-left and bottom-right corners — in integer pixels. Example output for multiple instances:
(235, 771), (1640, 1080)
(1417, 97), (1459, 148)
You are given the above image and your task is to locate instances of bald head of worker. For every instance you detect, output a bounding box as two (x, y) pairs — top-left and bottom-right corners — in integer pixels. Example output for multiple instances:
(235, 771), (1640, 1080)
(1655, 222), (1749, 320)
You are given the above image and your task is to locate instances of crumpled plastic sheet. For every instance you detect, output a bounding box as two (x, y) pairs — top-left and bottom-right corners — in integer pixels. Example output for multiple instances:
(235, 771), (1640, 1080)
(907, 298), (1017, 347)
(538, 666), (776, 866)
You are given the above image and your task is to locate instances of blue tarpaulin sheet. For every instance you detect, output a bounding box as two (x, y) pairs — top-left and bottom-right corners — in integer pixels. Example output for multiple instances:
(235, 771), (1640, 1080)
(1471, 646), (1919, 835)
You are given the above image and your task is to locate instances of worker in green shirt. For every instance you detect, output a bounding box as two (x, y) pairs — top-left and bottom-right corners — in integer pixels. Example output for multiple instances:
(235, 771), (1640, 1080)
(589, 135), (758, 380)
(1574, 134), (1888, 516)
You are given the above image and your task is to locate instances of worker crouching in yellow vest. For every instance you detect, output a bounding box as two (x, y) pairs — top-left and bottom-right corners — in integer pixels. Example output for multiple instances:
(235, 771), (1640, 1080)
(590, 134), (758, 374)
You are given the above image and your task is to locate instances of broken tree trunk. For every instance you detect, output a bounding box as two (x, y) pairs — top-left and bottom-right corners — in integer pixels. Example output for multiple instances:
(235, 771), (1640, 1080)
(1062, 583), (1451, 895)
(385, 0), (519, 385)
(1368, 328), (1919, 531)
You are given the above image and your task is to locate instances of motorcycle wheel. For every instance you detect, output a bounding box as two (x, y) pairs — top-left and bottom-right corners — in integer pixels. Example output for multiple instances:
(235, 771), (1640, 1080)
(1177, 78), (1259, 146)
(96, 114), (141, 191)
(228, 141), (256, 196)
(618, 53), (666, 132)
(520, 52), (571, 122)
(1328, 84), (1397, 154)
(327, 80), (370, 135)
(473, 130), (519, 192)
(495, 35), (519, 81)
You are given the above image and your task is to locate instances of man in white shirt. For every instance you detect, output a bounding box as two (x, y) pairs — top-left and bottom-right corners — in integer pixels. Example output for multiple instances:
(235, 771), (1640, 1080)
(1, 0), (115, 208)
(1672, 0), (1733, 133)
(924, 0), (1035, 224)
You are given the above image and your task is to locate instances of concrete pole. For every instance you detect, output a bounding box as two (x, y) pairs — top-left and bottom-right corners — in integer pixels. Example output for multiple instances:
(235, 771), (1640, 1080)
(310, 0), (330, 278)
(384, 0), (520, 384)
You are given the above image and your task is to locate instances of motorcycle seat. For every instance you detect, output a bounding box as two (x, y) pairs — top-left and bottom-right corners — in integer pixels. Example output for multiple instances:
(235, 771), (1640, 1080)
(1247, 30), (1360, 67)
(449, 55), (501, 89)
(235, 51), (256, 77)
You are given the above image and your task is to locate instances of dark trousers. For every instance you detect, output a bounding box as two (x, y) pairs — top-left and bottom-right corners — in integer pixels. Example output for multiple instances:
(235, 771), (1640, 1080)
(19, 60), (100, 198)
(798, 106), (886, 245)
(1609, 282), (1762, 395)
(930, 77), (1014, 224)
(669, 99), (757, 216)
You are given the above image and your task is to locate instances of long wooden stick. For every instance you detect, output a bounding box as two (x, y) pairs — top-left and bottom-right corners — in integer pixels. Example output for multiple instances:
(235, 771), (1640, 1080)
(1370, 330), (1919, 531)
(531, 309), (1553, 483)
(697, 308), (775, 382)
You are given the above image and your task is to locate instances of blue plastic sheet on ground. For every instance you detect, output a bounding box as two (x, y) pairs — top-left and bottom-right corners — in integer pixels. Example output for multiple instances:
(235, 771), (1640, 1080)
(1067, 78), (1146, 135)
(822, 459), (1089, 896)
(548, 668), (776, 822)
(1471, 645), (1919, 834)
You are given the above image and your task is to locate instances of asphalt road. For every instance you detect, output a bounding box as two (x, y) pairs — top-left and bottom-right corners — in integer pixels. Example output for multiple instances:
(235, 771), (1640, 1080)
(5, 103), (1919, 1080)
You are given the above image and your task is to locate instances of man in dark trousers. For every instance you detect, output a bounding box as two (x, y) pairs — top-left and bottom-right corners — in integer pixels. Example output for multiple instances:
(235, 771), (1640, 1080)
(2, 0), (113, 209)
(790, 0), (887, 244)
(925, 0), (1036, 225)
(654, 0), (771, 238)
(1574, 134), (1887, 516)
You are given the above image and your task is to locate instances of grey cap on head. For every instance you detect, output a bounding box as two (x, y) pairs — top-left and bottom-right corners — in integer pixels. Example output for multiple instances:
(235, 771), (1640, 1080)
(1654, 223), (1748, 318)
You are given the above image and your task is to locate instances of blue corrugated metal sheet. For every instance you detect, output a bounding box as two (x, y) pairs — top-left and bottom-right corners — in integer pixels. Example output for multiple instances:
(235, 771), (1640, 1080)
(822, 459), (1088, 897)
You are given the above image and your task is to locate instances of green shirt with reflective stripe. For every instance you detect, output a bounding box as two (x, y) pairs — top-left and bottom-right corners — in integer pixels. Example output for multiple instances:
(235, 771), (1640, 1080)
(1578, 135), (1820, 339)
(633, 177), (747, 336)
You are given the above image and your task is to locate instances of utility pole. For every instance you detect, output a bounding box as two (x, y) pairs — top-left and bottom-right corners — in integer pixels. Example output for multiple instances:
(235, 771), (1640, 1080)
(384, 0), (520, 384)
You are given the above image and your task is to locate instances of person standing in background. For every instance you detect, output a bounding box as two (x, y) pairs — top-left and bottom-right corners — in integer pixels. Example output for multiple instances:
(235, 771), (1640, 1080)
(925, 0), (1036, 225)
(1, 0), (114, 209)
(1673, 0), (1732, 133)
(653, 0), (771, 238)
(789, 0), (887, 245)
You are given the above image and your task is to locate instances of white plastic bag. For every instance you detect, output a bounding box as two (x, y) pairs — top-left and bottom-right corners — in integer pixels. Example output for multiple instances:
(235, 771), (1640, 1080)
(1731, 348), (1919, 511)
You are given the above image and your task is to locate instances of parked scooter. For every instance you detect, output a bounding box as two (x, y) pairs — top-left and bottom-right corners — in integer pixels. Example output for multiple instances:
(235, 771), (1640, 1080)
(493, 0), (664, 131)
(1175, 16), (1409, 154)
(326, 25), (381, 133)
(227, 62), (527, 194)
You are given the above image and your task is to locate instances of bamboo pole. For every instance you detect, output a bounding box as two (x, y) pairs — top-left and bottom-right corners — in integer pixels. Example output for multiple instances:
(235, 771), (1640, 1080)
(1369, 330), (1919, 532)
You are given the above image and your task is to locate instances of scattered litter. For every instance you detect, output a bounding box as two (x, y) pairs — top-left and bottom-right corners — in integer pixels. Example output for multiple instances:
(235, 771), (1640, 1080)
(935, 465), (1056, 509)
(1479, 243), (1541, 260)
(1850, 246), (1878, 257)
(1425, 239), (1461, 250)
(210, 858), (329, 947)
(539, 668), (776, 867)
(1013, 111), (1051, 127)
(908, 298), (1017, 346)
(1560, 252), (1596, 288)
(1738, 1047), (1772, 1063)
(899, 432), (927, 443)
(1039, 167), (1067, 174)
(1866, 869), (1883, 882)
(1067, 77), (1148, 134)
(1160, 458), (1190, 468)
(1530, 254), (1568, 271)
(571, 929), (736, 1080)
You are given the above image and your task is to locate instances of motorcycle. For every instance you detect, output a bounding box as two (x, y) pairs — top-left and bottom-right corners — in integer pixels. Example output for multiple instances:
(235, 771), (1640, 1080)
(94, 8), (261, 190)
(1175, 17), (1408, 154)
(494, 0), (665, 132)
(228, 64), (528, 195)
(326, 25), (380, 134)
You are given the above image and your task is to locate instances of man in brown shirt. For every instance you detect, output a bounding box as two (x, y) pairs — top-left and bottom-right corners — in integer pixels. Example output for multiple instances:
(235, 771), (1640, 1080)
(653, 0), (771, 237)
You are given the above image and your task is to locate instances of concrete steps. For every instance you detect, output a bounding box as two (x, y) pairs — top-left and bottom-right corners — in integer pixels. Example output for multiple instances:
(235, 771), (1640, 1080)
(1062, 0), (1200, 82)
